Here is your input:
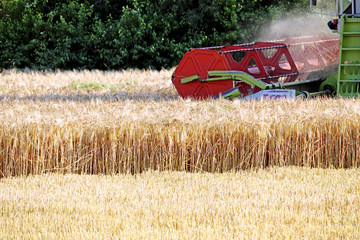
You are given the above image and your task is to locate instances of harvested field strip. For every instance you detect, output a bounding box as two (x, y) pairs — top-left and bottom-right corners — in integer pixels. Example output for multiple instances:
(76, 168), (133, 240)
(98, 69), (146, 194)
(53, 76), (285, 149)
(1, 98), (360, 177)
(0, 69), (176, 97)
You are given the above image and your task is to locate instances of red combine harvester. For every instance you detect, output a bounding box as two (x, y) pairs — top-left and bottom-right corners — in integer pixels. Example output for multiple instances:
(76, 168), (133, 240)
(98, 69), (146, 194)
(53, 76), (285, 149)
(172, 36), (339, 100)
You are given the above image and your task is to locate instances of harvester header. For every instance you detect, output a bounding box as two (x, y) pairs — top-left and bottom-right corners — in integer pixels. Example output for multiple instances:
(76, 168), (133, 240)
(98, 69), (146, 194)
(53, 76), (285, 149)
(172, 0), (360, 99)
(172, 36), (339, 99)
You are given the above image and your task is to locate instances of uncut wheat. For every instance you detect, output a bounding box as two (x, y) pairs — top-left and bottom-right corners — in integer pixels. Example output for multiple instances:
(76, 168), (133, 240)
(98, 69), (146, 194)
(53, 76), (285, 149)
(0, 70), (360, 177)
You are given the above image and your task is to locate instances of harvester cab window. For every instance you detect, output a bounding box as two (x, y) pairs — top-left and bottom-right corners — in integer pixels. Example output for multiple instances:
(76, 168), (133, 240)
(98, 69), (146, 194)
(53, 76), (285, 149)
(340, 0), (352, 14)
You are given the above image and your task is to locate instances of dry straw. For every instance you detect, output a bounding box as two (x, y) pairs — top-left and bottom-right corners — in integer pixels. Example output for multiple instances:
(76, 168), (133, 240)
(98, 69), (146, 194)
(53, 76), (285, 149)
(1, 168), (360, 239)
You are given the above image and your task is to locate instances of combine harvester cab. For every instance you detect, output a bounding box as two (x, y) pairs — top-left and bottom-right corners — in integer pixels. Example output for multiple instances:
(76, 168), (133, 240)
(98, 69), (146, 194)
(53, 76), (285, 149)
(173, 0), (360, 100)
(311, 0), (360, 97)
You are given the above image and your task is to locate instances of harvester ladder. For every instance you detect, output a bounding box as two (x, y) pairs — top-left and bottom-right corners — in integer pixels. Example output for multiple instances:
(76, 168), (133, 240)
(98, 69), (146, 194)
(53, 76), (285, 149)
(338, 16), (360, 97)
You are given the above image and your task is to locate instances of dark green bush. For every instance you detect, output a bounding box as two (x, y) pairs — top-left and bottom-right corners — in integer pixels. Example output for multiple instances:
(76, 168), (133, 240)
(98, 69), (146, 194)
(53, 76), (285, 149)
(0, 0), (309, 70)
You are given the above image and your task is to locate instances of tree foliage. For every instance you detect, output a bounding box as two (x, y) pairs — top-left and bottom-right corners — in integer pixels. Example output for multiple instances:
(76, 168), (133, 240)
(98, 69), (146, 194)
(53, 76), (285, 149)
(0, 0), (309, 70)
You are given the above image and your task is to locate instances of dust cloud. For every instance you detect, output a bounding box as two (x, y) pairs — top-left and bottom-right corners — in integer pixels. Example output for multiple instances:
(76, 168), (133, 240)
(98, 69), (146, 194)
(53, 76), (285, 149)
(257, 10), (337, 41)
(256, 8), (341, 81)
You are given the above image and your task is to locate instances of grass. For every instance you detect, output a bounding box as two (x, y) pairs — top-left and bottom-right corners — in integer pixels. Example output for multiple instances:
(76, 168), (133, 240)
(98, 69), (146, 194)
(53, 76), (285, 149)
(1, 167), (359, 239)
(70, 81), (108, 91)
(69, 80), (138, 92)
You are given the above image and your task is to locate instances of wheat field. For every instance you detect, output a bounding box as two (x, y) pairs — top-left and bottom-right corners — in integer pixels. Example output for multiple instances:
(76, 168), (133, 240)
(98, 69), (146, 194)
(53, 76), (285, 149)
(1, 69), (360, 177)
(1, 69), (360, 239)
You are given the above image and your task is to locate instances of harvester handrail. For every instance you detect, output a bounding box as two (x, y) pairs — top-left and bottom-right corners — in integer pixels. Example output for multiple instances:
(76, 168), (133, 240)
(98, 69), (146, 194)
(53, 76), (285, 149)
(220, 44), (286, 54)
(196, 38), (339, 53)
(220, 38), (339, 54)
(198, 42), (256, 50)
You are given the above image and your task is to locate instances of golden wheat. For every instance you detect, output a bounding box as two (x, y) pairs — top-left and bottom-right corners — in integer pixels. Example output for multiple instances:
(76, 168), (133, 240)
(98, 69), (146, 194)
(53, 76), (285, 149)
(0, 70), (360, 177)
(1, 168), (360, 239)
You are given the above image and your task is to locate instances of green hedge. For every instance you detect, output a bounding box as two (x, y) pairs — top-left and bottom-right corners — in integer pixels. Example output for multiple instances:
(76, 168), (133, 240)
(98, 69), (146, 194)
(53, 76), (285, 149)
(0, 0), (309, 70)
